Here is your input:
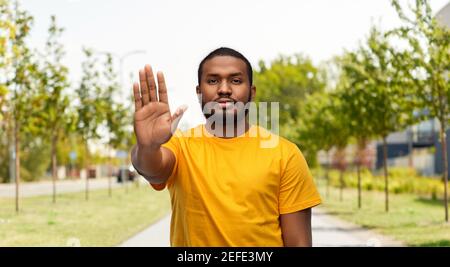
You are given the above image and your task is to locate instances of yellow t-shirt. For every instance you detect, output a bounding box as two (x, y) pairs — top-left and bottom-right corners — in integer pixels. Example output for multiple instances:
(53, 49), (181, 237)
(153, 124), (321, 247)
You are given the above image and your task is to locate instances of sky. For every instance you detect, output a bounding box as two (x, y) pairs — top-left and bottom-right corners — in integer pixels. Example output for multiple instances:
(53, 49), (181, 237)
(20, 0), (450, 128)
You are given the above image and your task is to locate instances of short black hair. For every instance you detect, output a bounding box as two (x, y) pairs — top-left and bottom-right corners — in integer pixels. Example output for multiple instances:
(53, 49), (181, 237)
(197, 47), (253, 86)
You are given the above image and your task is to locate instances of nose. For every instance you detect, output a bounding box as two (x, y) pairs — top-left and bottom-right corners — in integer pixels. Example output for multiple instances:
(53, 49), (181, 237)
(217, 80), (232, 96)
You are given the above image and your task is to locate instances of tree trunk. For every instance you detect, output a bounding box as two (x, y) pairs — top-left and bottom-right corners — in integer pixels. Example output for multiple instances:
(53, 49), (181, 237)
(326, 150), (330, 198)
(408, 127), (413, 168)
(14, 119), (20, 213)
(339, 169), (344, 202)
(125, 172), (128, 194)
(383, 136), (389, 212)
(124, 157), (128, 194)
(439, 120), (448, 222)
(357, 160), (361, 209)
(51, 134), (58, 204)
(108, 148), (112, 197)
(7, 118), (14, 184)
(108, 173), (112, 197)
(337, 148), (345, 202)
(356, 139), (366, 209)
(85, 141), (89, 201)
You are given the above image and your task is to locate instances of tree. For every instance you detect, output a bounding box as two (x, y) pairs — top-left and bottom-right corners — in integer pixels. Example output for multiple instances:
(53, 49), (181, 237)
(298, 91), (351, 199)
(254, 54), (326, 141)
(390, 0), (450, 221)
(100, 53), (133, 196)
(37, 15), (70, 203)
(328, 94), (352, 202)
(75, 48), (104, 201)
(5, 0), (39, 212)
(343, 26), (416, 212)
(0, 0), (15, 183)
(338, 51), (378, 209)
(0, 0), (13, 116)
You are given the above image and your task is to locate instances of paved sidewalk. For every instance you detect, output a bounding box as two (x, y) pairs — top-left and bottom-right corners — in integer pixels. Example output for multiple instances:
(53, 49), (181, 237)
(0, 177), (124, 198)
(119, 214), (171, 247)
(118, 208), (404, 247)
(312, 208), (403, 247)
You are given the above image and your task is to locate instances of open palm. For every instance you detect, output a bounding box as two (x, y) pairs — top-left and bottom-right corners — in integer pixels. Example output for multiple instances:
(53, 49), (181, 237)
(133, 65), (186, 148)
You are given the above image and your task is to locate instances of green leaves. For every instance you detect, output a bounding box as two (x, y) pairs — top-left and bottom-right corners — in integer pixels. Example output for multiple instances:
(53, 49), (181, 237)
(100, 53), (133, 150)
(75, 47), (103, 142)
(390, 0), (450, 220)
(254, 54), (326, 127)
(390, 0), (450, 123)
(0, 1), (133, 186)
(37, 15), (71, 140)
(345, 24), (420, 141)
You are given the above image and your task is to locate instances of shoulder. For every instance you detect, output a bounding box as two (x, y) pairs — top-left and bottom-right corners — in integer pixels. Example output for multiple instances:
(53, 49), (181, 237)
(254, 125), (300, 154)
(171, 124), (205, 139)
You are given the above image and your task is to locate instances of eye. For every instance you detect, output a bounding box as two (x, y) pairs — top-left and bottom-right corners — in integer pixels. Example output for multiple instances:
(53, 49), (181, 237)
(231, 78), (242, 84)
(207, 78), (218, 84)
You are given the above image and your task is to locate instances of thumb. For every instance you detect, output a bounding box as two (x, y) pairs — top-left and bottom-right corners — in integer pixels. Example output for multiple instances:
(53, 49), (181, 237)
(170, 104), (188, 133)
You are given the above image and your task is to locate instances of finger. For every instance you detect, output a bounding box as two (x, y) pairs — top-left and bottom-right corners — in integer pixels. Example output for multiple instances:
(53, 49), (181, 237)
(170, 105), (188, 133)
(145, 64), (157, 102)
(139, 69), (150, 105)
(157, 71), (169, 105)
(133, 82), (142, 111)
(171, 105), (188, 121)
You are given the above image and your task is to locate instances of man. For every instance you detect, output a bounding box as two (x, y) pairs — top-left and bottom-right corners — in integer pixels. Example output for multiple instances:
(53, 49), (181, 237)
(131, 47), (321, 247)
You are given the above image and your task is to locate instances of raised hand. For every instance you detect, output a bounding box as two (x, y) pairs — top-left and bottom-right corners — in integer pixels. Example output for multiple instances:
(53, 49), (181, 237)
(133, 65), (186, 149)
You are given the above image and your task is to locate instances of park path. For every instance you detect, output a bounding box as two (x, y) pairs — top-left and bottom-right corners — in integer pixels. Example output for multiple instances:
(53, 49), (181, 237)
(119, 214), (171, 247)
(1, 178), (403, 247)
(311, 208), (403, 247)
(0, 177), (123, 198)
(119, 207), (404, 247)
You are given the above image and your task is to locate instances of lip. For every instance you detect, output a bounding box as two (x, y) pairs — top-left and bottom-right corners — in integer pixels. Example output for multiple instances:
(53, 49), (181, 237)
(215, 99), (235, 109)
(216, 98), (235, 103)
(218, 102), (233, 108)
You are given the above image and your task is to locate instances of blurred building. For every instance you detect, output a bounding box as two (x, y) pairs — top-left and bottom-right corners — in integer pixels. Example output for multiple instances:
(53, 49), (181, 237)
(436, 2), (450, 27)
(374, 2), (450, 176)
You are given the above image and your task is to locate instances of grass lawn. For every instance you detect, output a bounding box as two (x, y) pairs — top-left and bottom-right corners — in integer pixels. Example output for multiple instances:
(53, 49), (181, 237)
(315, 178), (450, 246)
(0, 183), (171, 246)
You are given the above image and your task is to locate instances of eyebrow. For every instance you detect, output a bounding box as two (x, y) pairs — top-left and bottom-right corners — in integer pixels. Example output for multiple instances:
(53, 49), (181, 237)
(205, 72), (243, 77)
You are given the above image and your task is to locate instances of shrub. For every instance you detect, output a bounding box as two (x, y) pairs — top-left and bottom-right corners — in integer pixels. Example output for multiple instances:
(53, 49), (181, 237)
(315, 167), (444, 198)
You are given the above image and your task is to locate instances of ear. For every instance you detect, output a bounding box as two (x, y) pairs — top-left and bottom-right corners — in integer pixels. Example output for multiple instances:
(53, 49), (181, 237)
(196, 85), (202, 104)
(250, 85), (256, 101)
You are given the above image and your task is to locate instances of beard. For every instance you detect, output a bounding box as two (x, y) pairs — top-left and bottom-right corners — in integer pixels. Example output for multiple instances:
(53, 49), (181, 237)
(201, 93), (252, 123)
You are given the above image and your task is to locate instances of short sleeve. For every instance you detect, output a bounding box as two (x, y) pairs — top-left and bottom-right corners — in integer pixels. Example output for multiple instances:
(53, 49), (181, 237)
(149, 130), (182, 191)
(279, 144), (322, 214)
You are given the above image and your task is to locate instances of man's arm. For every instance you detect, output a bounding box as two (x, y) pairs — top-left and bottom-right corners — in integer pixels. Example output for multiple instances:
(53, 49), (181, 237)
(131, 64), (185, 185)
(280, 208), (312, 247)
(131, 144), (175, 184)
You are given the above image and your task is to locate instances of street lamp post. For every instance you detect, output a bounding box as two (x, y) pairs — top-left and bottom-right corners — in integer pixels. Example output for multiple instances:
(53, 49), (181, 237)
(96, 49), (146, 90)
(115, 50), (146, 188)
(117, 50), (146, 90)
(95, 49), (146, 190)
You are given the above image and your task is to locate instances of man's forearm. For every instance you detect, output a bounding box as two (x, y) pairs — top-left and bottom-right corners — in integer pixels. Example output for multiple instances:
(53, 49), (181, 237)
(131, 144), (166, 184)
(280, 209), (313, 247)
